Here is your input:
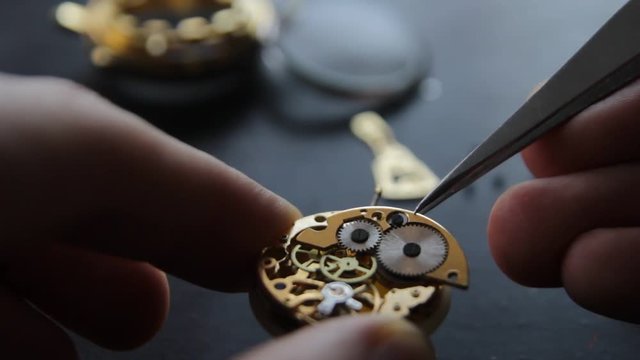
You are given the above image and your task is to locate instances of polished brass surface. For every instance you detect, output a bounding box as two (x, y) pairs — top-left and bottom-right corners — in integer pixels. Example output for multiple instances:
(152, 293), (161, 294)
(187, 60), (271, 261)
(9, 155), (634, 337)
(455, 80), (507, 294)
(293, 207), (468, 288)
(55, 0), (277, 74)
(351, 112), (439, 200)
(379, 285), (435, 316)
(251, 206), (468, 336)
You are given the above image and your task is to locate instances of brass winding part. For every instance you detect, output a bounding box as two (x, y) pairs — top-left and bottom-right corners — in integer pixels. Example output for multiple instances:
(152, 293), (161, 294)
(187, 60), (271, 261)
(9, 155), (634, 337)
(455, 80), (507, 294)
(55, 0), (277, 74)
(251, 206), (469, 336)
(380, 286), (435, 316)
(351, 282), (383, 314)
(319, 251), (377, 284)
(290, 244), (322, 272)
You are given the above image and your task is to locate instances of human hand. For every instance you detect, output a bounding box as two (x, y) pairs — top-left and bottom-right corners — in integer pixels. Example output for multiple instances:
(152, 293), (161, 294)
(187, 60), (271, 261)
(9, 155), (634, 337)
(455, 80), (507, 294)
(0, 74), (433, 359)
(488, 79), (640, 323)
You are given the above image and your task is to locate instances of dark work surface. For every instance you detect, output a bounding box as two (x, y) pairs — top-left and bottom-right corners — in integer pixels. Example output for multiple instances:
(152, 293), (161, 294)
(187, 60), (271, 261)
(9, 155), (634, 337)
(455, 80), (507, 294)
(2, 0), (639, 359)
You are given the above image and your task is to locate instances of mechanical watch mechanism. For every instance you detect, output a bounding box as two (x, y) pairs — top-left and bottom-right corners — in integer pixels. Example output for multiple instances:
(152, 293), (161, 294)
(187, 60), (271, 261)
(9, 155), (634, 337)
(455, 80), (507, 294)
(251, 206), (468, 335)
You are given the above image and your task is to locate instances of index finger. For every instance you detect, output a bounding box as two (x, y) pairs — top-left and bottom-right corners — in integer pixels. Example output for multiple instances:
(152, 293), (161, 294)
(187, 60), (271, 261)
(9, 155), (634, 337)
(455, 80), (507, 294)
(0, 75), (301, 292)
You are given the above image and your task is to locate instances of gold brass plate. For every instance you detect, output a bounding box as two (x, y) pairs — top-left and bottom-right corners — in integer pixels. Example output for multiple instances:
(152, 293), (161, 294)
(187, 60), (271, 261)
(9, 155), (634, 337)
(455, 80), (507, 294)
(251, 206), (468, 336)
(55, 0), (277, 74)
(351, 112), (440, 200)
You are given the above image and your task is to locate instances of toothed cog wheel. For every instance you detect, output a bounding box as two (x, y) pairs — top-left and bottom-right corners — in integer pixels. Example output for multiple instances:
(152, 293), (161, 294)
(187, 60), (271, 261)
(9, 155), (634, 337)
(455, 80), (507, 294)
(377, 224), (448, 277)
(337, 219), (382, 252)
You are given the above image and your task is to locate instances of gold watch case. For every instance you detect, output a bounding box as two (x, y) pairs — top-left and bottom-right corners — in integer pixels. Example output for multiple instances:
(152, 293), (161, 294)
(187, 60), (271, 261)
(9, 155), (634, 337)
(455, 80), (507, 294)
(250, 206), (469, 336)
(55, 0), (277, 75)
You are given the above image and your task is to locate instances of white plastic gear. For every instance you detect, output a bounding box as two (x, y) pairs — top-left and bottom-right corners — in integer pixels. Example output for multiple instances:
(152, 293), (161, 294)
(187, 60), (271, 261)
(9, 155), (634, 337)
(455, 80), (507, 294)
(377, 223), (448, 277)
(337, 219), (382, 252)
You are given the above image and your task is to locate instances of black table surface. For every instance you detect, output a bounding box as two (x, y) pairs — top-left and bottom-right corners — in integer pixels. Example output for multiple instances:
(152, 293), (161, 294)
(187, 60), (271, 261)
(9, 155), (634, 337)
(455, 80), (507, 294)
(2, 0), (639, 359)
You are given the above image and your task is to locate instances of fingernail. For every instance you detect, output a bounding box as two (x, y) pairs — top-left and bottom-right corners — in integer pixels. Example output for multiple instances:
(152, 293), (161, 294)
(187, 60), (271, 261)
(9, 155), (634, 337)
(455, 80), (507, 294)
(281, 200), (302, 221)
(370, 320), (435, 360)
(262, 188), (302, 222)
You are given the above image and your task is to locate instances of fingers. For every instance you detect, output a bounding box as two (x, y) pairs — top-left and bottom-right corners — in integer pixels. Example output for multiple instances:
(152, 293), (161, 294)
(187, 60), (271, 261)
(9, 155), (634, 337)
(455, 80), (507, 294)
(522, 79), (640, 178)
(488, 164), (640, 287)
(235, 316), (434, 360)
(0, 287), (77, 359)
(0, 75), (300, 355)
(0, 76), (301, 291)
(563, 228), (640, 323)
(2, 242), (169, 350)
(492, 79), (640, 323)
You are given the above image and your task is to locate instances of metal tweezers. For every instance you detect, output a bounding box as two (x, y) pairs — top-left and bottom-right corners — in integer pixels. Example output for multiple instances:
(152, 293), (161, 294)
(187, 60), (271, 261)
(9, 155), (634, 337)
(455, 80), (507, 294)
(415, 0), (640, 215)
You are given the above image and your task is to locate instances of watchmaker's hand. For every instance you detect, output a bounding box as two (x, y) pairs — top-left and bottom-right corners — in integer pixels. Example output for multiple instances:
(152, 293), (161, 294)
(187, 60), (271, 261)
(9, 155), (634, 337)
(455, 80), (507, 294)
(488, 79), (640, 323)
(0, 74), (298, 356)
(235, 316), (433, 360)
(0, 75), (432, 360)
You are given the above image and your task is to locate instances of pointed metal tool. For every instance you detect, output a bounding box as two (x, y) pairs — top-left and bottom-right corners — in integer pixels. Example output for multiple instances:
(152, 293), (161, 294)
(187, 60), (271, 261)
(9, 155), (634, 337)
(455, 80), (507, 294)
(415, 0), (640, 214)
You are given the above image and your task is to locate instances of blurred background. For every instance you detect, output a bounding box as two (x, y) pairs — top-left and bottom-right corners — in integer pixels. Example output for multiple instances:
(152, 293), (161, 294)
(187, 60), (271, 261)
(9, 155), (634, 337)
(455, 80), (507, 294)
(1, 0), (639, 359)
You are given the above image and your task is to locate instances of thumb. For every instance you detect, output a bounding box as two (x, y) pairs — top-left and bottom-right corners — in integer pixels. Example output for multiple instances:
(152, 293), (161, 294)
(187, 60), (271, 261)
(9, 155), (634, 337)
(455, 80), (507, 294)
(235, 316), (435, 360)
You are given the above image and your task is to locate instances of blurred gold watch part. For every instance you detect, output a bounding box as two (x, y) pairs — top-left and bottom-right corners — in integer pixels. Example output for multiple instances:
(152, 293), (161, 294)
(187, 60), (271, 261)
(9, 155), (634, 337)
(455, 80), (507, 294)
(55, 0), (277, 74)
(351, 112), (440, 200)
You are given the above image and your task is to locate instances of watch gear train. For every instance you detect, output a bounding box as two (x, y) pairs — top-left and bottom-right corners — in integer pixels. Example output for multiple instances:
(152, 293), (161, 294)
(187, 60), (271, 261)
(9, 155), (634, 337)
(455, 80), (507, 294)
(250, 206), (468, 336)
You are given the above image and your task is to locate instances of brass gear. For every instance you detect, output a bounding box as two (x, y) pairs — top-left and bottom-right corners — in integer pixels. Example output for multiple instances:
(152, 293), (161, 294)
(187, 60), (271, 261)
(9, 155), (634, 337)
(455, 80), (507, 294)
(290, 244), (323, 272)
(319, 250), (377, 283)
